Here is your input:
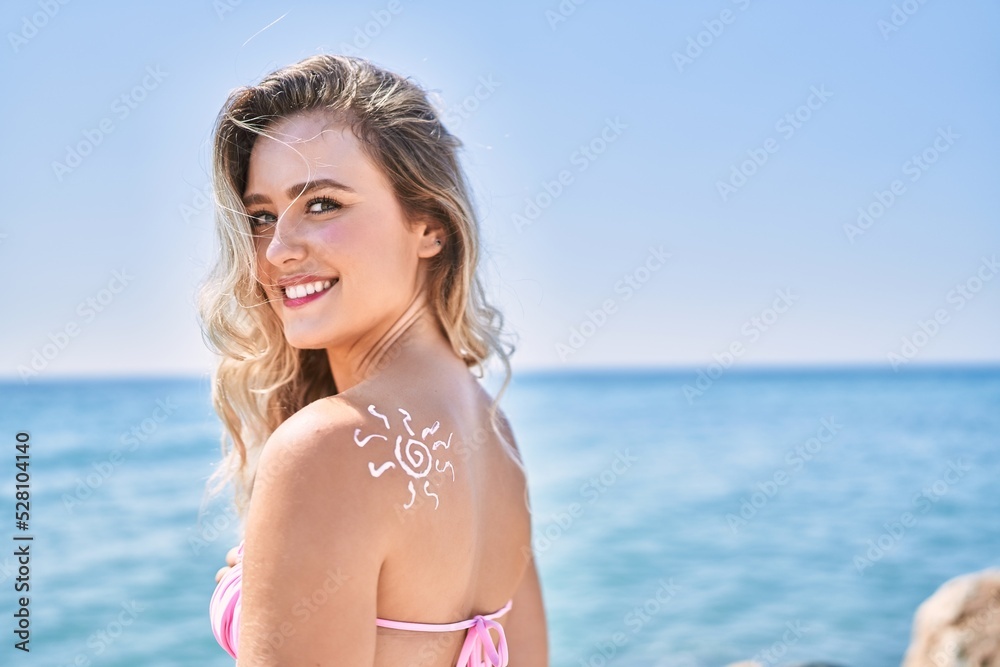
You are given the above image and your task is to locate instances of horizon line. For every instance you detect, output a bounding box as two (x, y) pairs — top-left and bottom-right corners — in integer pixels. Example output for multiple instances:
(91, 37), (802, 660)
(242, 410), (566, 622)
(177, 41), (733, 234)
(2, 360), (999, 385)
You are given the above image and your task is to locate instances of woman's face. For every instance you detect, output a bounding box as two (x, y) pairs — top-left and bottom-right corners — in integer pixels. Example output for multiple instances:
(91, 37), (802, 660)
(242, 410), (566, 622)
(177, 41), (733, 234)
(242, 111), (441, 351)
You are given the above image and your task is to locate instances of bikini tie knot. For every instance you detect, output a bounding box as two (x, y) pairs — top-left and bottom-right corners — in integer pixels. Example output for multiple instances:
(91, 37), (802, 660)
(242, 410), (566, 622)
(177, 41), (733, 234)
(456, 613), (509, 667)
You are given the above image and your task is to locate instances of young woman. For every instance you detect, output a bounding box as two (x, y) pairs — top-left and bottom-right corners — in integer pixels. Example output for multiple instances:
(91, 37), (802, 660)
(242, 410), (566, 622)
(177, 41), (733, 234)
(198, 55), (548, 666)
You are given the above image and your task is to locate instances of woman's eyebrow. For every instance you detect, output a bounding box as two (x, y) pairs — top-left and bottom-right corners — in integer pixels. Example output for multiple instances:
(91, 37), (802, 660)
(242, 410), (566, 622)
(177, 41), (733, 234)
(242, 178), (356, 207)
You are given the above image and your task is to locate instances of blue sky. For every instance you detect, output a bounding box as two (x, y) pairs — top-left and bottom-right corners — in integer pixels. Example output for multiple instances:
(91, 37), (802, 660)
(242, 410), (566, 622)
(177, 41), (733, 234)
(2, 0), (998, 379)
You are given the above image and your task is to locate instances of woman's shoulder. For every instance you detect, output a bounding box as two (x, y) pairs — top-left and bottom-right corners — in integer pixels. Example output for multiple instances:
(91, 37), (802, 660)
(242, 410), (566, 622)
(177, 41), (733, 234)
(280, 392), (369, 433)
(262, 388), (458, 488)
(262, 394), (363, 457)
(255, 395), (394, 504)
(250, 395), (409, 549)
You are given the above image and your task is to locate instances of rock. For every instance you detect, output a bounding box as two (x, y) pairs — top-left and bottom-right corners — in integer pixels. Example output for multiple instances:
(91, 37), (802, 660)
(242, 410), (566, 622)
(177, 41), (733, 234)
(903, 568), (1000, 667)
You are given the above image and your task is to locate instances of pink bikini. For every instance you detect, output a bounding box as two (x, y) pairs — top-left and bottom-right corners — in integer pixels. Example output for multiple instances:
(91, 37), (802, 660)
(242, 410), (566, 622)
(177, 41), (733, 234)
(210, 541), (512, 666)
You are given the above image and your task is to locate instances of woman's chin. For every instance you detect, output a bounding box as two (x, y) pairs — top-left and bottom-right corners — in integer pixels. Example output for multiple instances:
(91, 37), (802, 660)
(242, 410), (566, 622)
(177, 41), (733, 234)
(281, 328), (335, 351)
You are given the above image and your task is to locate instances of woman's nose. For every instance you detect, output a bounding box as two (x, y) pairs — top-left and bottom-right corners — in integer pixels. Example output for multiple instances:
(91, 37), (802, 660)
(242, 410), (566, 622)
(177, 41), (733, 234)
(264, 212), (307, 266)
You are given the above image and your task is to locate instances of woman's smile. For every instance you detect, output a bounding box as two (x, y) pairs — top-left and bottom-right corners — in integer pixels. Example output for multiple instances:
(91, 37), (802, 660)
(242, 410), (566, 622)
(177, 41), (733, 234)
(280, 277), (339, 308)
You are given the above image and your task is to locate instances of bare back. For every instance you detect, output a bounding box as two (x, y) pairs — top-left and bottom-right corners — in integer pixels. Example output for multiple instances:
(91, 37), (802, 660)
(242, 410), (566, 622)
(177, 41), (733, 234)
(328, 367), (532, 667)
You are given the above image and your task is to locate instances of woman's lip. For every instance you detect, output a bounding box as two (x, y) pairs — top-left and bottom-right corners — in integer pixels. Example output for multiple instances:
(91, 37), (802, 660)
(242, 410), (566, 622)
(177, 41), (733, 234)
(282, 280), (338, 307)
(278, 275), (339, 289)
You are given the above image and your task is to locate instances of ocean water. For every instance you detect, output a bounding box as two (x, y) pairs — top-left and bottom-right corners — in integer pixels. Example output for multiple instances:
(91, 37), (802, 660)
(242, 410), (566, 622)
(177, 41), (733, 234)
(0, 367), (997, 666)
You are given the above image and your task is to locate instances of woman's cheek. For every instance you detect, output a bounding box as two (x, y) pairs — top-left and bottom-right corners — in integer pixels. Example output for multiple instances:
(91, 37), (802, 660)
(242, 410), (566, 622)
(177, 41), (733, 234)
(316, 221), (348, 246)
(319, 222), (387, 273)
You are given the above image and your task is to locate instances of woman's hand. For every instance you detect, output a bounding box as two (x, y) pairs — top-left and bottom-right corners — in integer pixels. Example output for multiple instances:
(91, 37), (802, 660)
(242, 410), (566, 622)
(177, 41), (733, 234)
(214, 545), (242, 583)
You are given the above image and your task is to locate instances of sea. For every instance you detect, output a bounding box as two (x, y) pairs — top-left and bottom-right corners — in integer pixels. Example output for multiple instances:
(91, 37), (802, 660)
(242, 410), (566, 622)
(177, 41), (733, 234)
(0, 366), (997, 667)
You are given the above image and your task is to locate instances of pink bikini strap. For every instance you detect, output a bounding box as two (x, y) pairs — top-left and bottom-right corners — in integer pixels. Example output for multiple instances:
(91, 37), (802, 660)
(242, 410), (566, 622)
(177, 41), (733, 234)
(376, 599), (513, 667)
(374, 598), (512, 632)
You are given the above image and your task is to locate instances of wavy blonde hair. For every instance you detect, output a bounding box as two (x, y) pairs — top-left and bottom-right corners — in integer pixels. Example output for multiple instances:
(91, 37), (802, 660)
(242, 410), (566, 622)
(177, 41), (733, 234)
(196, 54), (520, 524)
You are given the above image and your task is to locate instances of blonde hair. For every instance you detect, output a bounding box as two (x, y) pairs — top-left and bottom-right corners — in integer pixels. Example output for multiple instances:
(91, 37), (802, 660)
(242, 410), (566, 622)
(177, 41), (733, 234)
(196, 54), (520, 523)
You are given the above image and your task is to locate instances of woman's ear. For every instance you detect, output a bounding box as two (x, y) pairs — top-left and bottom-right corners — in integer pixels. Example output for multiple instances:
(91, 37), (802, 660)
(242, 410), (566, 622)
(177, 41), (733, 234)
(415, 218), (446, 259)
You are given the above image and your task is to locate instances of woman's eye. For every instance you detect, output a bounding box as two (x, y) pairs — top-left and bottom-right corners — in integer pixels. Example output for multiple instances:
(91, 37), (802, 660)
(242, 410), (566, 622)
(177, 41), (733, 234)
(248, 211), (276, 228)
(307, 197), (342, 214)
(246, 197), (339, 230)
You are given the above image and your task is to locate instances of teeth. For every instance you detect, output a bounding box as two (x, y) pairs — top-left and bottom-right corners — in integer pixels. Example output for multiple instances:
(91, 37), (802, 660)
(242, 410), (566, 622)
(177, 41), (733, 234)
(285, 279), (335, 300)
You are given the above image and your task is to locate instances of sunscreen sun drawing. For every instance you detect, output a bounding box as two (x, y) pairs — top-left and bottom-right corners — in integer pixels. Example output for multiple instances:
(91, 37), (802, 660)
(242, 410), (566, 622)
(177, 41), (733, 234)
(353, 404), (456, 510)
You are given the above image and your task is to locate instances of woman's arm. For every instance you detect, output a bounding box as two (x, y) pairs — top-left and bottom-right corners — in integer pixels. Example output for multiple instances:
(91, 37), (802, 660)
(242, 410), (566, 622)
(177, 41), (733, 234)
(494, 408), (550, 665)
(236, 405), (392, 666)
(503, 546), (550, 666)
